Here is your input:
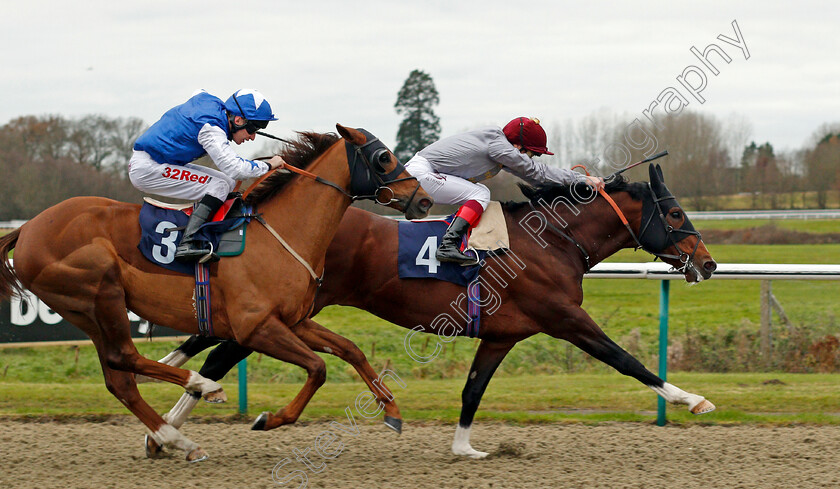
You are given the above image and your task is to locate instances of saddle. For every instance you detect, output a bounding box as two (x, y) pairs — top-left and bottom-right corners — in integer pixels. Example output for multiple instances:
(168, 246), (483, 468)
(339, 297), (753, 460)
(138, 195), (252, 275)
(397, 201), (509, 286)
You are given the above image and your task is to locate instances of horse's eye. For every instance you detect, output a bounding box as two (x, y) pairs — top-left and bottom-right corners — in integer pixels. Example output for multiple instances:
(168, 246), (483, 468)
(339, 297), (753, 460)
(378, 151), (390, 165)
(670, 210), (682, 219)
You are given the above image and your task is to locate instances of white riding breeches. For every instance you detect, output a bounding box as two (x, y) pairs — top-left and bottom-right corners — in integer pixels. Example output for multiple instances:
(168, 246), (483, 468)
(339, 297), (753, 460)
(128, 150), (234, 201)
(405, 155), (491, 210)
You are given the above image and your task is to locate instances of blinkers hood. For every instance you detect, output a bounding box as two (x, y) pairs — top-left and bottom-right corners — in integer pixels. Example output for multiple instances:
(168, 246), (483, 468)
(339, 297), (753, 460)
(343, 128), (416, 203)
(638, 164), (698, 253)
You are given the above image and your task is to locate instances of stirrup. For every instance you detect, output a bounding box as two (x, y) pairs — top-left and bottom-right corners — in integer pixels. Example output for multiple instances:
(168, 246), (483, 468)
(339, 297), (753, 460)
(198, 242), (219, 264)
(459, 247), (480, 267)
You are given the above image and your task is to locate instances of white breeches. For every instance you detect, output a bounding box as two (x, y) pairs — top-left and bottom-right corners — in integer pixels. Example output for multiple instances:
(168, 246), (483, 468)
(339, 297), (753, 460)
(128, 150), (234, 201)
(405, 155), (490, 210)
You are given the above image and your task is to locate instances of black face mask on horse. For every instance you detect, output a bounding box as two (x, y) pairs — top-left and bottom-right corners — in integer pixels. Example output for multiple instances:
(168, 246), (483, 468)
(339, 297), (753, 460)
(638, 164), (702, 274)
(345, 129), (423, 208)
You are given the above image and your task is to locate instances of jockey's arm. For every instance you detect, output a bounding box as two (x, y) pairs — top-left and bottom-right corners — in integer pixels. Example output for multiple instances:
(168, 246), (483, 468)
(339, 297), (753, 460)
(197, 124), (272, 181)
(489, 139), (582, 187)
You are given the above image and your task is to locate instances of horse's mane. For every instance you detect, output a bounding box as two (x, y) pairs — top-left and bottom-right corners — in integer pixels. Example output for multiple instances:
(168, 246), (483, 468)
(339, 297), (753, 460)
(244, 131), (340, 205)
(502, 175), (647, 212)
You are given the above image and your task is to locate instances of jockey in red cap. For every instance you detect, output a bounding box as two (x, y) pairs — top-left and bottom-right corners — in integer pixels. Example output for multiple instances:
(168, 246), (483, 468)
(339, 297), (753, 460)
(405, 117), (604, 265)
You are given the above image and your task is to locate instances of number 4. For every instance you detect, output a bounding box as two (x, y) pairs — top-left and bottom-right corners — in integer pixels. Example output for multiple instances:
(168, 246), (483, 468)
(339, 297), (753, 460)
(415, 236), (440, 274)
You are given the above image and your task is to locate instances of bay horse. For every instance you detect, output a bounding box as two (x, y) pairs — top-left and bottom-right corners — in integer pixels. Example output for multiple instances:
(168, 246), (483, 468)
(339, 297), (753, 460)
(146, 163), (717, 459)
(0, 125), (432, 461)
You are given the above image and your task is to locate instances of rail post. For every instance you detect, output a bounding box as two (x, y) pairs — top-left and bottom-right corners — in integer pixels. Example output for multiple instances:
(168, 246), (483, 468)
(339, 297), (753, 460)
(238, 358), (248, 414)
(656, 279), (670, 426)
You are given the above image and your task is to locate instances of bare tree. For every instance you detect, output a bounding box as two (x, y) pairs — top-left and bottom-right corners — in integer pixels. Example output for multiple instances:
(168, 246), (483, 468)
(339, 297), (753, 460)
(803, 124), (840, 208)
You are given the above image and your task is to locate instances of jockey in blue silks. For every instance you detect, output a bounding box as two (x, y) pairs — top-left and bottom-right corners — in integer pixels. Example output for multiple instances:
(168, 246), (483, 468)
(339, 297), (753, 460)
(129, 89), (284, 262)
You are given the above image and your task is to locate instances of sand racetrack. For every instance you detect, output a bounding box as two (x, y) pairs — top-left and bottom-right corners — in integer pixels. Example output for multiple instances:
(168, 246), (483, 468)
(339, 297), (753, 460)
(2, 418), (839, 488)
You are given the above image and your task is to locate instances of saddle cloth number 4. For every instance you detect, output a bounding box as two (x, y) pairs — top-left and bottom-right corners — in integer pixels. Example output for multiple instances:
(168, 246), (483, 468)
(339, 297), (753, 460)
(415, 236), (440, 274)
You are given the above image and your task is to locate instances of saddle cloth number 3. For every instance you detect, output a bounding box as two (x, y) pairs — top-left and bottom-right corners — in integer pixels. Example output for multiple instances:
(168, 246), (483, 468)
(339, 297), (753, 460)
(415, 236), (440, 274)
(152, 221), (180, 264)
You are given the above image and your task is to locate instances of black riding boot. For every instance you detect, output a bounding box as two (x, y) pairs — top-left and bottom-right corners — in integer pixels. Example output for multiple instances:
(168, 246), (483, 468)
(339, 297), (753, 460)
(435, 216), (475, 265)
(175, 195), (223, 263)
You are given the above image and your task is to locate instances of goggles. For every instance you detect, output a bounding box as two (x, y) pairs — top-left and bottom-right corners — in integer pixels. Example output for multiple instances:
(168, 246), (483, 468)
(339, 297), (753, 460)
(242, 119), (269, 135)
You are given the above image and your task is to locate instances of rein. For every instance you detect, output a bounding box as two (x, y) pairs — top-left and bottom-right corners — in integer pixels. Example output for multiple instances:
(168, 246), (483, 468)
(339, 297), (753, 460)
(533, 165), (701, 275)
(235, 131), (420, 293)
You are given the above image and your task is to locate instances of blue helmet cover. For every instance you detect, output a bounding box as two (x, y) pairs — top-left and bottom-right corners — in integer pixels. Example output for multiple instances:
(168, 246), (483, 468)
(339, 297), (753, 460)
(224, 89), (277, 121)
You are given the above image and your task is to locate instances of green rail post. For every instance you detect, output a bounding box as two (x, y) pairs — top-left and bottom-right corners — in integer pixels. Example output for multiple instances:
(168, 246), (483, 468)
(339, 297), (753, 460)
(656, 279), (670, 426)
(238, 358), (248, 414)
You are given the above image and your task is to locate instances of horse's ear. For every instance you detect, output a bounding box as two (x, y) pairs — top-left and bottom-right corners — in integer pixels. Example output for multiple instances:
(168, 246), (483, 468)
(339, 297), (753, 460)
(336, 124), (367, 145)
(656, 164), (665, 183)
(648, 163), (659, 184)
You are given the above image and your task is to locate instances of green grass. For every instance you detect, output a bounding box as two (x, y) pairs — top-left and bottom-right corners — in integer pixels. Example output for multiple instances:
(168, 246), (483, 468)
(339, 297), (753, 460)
(1, 372), (838, 425)
(1, 235), (839, 424)
(702, 190), (840, 211)
(696, 219), (840, 234)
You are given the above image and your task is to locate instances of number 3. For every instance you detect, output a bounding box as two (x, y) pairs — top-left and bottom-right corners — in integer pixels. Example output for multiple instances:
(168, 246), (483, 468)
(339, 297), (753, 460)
(152, 221), (179, 264)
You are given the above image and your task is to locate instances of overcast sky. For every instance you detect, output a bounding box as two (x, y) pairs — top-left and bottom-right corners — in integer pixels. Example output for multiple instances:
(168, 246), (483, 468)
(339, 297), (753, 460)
(2, 1), (838, 156)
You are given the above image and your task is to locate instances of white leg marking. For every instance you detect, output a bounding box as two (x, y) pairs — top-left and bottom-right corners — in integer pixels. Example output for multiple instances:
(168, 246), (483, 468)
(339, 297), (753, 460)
(163, 392), (201, 429)
(149, 424), (199, 453)
(185, 371), (223, 396)
(649, 382), (715, 413)
(159, 350), (191, 368)
(452, 425), (488, 459)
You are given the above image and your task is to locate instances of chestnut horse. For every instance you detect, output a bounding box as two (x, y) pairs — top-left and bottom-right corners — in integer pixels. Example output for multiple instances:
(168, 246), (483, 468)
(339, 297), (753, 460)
(0, 125), (432, 461)
(146, 163), (717, 459)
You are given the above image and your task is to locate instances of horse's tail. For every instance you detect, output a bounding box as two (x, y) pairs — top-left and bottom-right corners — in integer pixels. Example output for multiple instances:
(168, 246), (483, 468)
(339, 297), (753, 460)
(0, 228), (24, 301)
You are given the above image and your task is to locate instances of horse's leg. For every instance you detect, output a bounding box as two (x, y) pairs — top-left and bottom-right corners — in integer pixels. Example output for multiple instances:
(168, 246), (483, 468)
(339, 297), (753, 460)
(145, 339), (251, 458)
(291, 318), (403, 433)
(238, 318), (327, 431)
(452, 339), (515, 459)
(136, 335), (225, 384)
(86, 279), (227, 403)
(52, 309), (209, 462)
(549, 307), (715, 414)
(100, 364), (209, 461)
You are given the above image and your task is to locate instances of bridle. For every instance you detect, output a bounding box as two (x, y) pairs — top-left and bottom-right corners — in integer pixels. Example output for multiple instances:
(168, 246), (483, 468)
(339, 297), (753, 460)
(533, 178), (702, 275)
(242, 129), (422, 209)
(635, 184), (702, 274)
(344, 129), (423, 208)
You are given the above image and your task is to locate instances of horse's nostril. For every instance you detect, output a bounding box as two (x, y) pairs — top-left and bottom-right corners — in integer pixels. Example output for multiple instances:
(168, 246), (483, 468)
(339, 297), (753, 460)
(704, 260), (717, 273)
(419, 198), (432, 210)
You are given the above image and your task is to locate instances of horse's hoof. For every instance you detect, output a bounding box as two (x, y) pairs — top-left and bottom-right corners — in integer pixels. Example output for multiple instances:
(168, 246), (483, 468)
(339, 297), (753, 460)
(453, 446), (489, 459)
(144, 434), (165, 459)
(690, 399), (716, 415)
(384, 416), (402, 435)
(251, 412), (270, 431)
(186, 447), (209, 463)
(203, 388), (227, 404)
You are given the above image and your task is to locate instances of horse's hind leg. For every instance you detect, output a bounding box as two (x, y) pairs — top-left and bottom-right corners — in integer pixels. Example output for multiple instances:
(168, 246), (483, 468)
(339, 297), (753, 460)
(146, 339), (249, 458)
(136, 335), (224, 384)
(452, 340), (515, 459)
(87, 277), (227, 403)
(292, 318), (404, 433)
(55, 311), (209, 462)
(550, 307), (715, 414)
(100, 364), (208, 462)
(238, 318), (327, 431)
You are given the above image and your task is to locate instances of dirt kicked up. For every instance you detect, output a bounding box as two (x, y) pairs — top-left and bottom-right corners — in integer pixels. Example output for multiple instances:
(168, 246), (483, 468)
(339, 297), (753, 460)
(1, 418), (839, 488)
